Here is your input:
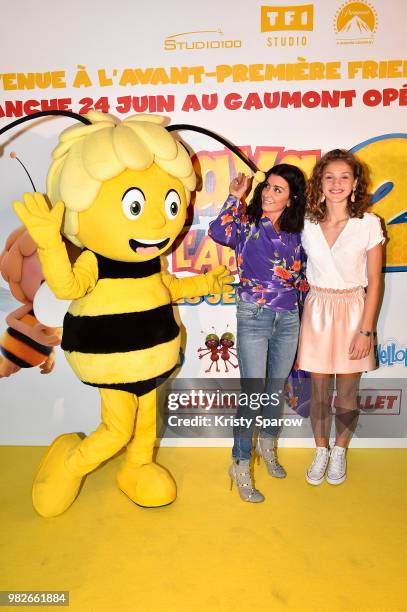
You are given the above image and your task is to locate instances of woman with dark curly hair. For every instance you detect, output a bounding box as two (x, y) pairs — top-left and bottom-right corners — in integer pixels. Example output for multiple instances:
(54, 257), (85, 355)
(297, 149), (384, 486)
(209, 164), (307, 502)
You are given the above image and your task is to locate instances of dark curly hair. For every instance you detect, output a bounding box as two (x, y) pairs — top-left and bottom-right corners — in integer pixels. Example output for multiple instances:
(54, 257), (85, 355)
(246, 163), (306, 232)
(306, 149), (370, 222)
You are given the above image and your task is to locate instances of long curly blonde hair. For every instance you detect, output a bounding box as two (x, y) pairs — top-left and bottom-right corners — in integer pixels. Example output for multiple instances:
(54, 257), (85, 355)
(47, 112), (196, 247)
(306, 149), (370, 222)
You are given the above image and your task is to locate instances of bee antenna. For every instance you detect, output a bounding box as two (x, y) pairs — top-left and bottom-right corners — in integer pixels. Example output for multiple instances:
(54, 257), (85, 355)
(167, 124), (259, 174)
(10, 151), (36, 191)
(0, 110), (91, 137)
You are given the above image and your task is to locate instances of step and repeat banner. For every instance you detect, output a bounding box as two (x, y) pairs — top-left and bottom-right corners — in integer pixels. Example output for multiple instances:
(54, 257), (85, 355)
(0, 0), (406, 445)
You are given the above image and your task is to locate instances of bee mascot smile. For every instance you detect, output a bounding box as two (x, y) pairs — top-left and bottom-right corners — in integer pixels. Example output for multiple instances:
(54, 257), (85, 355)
(13, 112), (233, 517)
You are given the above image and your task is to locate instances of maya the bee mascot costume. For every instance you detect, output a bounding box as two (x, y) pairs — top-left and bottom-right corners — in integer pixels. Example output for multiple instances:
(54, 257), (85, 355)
(12, 111), (233, 517)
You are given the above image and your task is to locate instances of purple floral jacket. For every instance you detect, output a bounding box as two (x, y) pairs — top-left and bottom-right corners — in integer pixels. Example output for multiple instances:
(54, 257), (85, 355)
(208, 194), (308, 311)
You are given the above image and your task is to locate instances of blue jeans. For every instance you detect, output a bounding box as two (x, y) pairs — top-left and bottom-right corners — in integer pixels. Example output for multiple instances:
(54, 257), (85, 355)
(232, 302), (300, 460)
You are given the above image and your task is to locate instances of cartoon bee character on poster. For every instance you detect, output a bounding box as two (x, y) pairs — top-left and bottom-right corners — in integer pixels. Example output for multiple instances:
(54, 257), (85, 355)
(0, 227), (60, 377)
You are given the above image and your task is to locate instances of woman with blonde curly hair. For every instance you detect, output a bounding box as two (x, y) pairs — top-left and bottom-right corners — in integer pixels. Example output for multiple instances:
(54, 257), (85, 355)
(297, 149), (384, 485)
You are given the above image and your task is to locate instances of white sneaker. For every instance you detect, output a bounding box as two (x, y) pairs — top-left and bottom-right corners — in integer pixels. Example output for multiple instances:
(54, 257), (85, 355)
(326, 446), (347, 485)
(306, 447), (329, 485)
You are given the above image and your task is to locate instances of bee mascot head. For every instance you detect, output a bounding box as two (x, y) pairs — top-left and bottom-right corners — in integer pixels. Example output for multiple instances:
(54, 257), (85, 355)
(8, 110), (234, 518)
(47, 112), (196, 259)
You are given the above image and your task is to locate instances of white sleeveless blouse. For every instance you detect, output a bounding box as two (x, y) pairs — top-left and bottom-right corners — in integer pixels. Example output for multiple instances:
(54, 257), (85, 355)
(301, 213), (384, 289)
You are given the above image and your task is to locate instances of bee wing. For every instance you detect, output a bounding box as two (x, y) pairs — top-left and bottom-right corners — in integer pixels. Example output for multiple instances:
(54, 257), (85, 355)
(33, 282), (70, 328)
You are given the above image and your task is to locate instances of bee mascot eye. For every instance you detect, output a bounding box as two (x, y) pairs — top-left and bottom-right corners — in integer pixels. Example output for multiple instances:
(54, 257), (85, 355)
(122, 187), (145, 219)
(164, 189), (181, 219)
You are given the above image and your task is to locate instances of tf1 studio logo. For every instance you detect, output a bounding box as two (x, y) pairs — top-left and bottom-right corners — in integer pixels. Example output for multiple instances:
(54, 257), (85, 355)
(261, 4), (314, 30)
(261, 4), (313, 48)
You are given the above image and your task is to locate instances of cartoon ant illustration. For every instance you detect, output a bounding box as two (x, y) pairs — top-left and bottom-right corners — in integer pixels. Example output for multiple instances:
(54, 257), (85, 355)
(198, 327), (238, 373)
(198, 330), (220, 373)
(219, 331), (238, 372)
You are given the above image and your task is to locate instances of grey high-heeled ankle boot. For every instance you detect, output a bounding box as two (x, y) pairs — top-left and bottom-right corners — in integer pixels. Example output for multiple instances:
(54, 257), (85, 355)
(229, 459), (264, 503)
(256, 434), (287, 478)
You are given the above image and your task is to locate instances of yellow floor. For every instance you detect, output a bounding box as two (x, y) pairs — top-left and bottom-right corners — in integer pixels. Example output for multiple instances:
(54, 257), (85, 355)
(1, 446), (406, 612)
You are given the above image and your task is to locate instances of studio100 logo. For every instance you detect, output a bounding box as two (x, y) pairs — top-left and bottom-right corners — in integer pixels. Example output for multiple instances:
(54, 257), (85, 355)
(261, 4), (314, 48)
(164, 29), (242, 51)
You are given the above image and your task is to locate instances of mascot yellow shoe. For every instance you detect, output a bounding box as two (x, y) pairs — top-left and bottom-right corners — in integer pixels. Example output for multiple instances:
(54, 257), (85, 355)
(117, 463), (176, 508)
(32, 433), (83, 517)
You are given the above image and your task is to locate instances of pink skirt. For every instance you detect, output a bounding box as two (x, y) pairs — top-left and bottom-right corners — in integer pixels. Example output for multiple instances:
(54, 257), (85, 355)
(297, 286), (376, 374)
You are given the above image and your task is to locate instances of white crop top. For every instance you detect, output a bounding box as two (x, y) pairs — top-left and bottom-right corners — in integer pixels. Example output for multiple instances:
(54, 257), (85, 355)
(301, 213), (385, 289)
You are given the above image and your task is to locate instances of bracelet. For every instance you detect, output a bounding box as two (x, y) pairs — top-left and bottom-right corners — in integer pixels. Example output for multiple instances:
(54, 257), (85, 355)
(359, 330), (372, 337)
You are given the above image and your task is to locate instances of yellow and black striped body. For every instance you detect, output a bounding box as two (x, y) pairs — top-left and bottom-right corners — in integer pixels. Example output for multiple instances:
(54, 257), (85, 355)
(61, 253), (180, 396)
(0, 311), (53, 368)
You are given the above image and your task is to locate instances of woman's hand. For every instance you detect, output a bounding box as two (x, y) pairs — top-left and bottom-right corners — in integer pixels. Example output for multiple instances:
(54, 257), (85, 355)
(349, 332), (372, 360)
(229, 173), (251, 199)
